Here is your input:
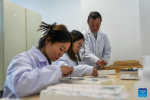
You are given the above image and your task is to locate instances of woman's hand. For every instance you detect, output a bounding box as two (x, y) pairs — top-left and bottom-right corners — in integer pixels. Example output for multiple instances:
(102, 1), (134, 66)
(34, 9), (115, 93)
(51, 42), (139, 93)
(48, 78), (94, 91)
(92, 67), (98, 76)
(60, 66), (73, 77)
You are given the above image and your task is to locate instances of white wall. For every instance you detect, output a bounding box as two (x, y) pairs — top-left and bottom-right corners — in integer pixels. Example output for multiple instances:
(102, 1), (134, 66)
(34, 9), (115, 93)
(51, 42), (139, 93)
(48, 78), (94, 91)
(9, 0), (82, 32)
(81, 0), (141, 65)
(9, 0), (149, 66)
(139, 0), (150, 55)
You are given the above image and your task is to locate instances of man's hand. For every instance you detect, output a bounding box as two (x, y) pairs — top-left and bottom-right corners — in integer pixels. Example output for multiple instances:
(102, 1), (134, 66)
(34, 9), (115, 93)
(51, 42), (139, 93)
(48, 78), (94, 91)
(96, 59), (107, 70)
(92, 67), (98, 76)
(98, 66), (105, 70)
(60, 66), (73, 77)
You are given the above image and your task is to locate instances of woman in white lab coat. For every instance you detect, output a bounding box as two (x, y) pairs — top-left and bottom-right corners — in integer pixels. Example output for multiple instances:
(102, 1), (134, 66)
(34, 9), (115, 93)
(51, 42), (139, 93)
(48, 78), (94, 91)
(54, 30), (98, 77)
(3, 22), (73, 98)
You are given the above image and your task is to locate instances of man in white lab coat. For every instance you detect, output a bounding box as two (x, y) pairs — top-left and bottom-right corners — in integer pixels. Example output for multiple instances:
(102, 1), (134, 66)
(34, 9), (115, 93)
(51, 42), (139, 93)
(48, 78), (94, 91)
(82, 11), (111, 70)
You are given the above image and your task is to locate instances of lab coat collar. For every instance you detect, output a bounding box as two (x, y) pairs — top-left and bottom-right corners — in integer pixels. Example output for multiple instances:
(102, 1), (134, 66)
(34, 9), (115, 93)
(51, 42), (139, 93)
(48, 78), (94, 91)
(87, 27), (102, 43)
(88, 27), (102, 42)
(87, 27), (96, 41)
(30, 46), (48, 63)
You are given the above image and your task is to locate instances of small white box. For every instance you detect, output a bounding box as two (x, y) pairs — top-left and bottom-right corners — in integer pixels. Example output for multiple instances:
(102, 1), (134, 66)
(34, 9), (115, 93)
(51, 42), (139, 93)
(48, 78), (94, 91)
(98, 70), (116, 75)
(120, 69), (140, 80)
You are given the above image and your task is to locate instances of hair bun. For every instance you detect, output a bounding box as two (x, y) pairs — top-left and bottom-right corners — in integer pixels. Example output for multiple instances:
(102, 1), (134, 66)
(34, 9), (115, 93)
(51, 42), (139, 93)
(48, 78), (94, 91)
(37, 22), (57, 36)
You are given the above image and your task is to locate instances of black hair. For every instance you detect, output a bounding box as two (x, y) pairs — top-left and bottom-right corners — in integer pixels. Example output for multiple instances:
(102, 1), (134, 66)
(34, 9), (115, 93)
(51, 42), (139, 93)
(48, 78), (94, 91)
(87, 11), (102, 22)
(37, 22), (72, 49)
(67, 30), (85, 61)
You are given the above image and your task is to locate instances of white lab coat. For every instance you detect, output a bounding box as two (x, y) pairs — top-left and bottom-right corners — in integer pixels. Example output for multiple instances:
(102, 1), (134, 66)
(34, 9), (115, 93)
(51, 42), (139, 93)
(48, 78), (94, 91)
(81, 27), (111, 67)
(3, 46), (62, 98)
(54, 53), (93, 77)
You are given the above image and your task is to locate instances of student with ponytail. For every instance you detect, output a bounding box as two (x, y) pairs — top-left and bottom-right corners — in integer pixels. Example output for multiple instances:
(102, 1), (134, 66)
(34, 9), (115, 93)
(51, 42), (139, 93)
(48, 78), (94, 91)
(3, 22), (73, 98)
(54, 30), (98, 77)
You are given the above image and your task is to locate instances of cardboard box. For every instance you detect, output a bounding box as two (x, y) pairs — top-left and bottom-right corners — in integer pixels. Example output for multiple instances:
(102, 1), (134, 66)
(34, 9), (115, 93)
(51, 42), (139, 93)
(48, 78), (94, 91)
(114, 60), (140, 66)
(105, 65), (115, 70)
(114, 66), (142, 70)
(105, 65), (142, 72)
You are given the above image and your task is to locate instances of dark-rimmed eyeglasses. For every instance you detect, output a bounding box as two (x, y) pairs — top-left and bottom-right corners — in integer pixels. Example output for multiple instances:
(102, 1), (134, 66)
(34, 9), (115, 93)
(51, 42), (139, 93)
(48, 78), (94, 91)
(75, 42), (84, 48)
